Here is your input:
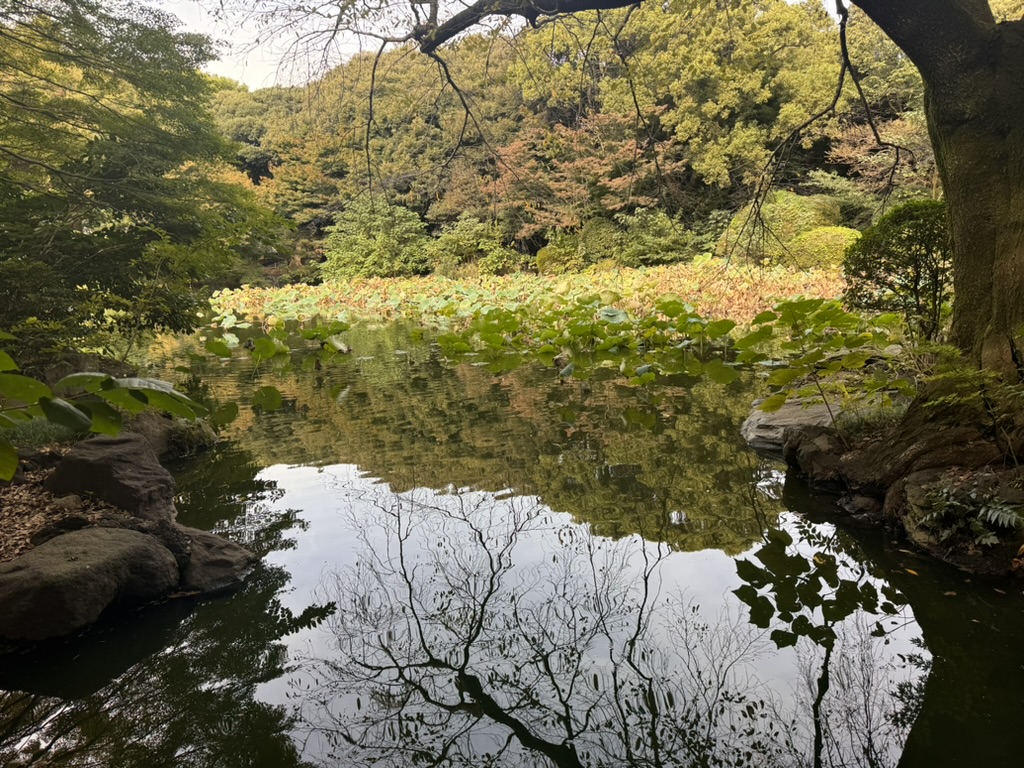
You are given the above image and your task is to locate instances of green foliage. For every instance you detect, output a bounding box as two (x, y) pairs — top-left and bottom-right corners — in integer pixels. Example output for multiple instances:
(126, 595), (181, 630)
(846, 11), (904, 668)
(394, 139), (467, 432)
(923, 473), (1024, 548)
(717, 192), (843, 264)
(0, 0), (289, 355)
(613, 209), (696, 267)
(426, 215), (524, 277)
(736, 298), (915, 437)
(535, 232), (585, 275)
(0, 340), (206, 481)
(843, 200), (952, 341)
(786, 226), (861, 270)
(321, 199), (430, 280)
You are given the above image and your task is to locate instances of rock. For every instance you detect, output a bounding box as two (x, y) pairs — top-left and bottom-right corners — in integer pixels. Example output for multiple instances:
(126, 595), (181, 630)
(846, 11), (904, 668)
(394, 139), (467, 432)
(177, 525), (257, 593)
(740, 401), (836, 456)
(128, 411), (218, 462)
(43, 434), (176, 522)
(782, 424), (846, 490)
(838, 494), (884, 522)
(0, 528), (179, 642)
(39, 352), (135, 388)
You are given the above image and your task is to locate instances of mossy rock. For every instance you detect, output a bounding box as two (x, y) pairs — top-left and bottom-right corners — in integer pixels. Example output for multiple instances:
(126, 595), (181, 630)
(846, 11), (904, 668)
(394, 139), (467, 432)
(786, 226), (861, 269)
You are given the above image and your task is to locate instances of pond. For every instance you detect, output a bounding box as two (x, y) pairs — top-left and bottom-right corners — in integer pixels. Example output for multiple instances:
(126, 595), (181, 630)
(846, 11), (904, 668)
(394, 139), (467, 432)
(1, 323), (1021, 767)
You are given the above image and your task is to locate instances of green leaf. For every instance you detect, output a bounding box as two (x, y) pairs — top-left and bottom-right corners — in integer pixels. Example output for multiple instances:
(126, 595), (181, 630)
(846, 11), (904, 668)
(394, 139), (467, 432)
(598, 307), (629, 324)
(704, 359), (739, 385)
(253, 386), (283, 411)
(0, 330), (15, 341)
(79, 401), (123, 435)
(704, 319), (737, 339)
(734, 325), (773, 349)
(840, 350), (872, 369)
(752, 310), (778, 325)
(0, 350), (17, 372)
(766, 367), (804, 387)
(205, 339), (233, 358)
(38, 397), (92, 431)
(211, 402), (239, 427)
(0, 437), (17, 481)
(758, 392), (790, 412)
(252, 337), (280, 359)
(0, 373), (52, 404)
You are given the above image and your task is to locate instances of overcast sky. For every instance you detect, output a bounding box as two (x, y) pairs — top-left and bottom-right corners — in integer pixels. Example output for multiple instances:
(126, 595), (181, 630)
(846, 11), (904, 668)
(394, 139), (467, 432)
(159, 0), (843, 91)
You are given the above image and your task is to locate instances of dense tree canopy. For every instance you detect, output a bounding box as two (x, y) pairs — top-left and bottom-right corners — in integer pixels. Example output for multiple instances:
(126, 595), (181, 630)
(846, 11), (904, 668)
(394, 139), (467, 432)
(0, 0), (287, 357)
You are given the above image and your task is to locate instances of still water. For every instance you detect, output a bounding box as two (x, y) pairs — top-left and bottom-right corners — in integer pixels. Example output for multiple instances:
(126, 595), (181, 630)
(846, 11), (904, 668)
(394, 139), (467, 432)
(1, 324), (1021, 766)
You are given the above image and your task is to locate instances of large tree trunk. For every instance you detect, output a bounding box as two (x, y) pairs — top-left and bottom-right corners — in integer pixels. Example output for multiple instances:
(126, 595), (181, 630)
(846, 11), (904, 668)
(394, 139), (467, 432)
(927, 21), (1024, 375)
(854, 1), (1024, 374)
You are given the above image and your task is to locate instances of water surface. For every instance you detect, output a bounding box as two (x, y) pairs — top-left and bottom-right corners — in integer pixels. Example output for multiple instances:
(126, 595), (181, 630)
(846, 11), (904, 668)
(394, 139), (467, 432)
(1, 324), (1020, 767)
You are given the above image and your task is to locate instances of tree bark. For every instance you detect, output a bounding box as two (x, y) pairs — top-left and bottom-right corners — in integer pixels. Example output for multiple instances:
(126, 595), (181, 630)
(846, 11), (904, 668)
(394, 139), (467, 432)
(853, 1), (1024, 374)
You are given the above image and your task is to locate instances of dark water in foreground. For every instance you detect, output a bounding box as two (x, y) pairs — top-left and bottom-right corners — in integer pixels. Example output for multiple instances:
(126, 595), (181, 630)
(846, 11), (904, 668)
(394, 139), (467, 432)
(1, 324), (1021, 767)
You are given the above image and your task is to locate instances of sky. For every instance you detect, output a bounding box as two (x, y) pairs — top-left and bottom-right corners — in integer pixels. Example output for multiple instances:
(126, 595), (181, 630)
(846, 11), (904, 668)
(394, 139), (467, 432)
(158, 0), (843, 91)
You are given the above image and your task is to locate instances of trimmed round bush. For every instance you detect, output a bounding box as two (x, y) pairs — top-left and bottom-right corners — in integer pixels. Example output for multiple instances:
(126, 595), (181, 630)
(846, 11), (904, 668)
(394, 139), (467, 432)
(716, 191), (842, 264)
(786, 226), (861, 269)
(843, 199), (951, 341)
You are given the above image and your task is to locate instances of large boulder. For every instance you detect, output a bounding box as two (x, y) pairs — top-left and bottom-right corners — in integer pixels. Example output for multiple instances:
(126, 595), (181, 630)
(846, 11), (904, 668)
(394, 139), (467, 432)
(0, 528), (179, 642)
(740, 400), (835, 456)
(177, 525), (258, 593)
(44, 434), (175, 522)
(128, 412), (218, 462)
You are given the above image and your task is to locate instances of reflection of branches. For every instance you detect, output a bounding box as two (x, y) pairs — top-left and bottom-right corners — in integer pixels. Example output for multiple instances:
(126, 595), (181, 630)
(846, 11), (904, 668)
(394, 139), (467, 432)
(298, 488), (783, 766)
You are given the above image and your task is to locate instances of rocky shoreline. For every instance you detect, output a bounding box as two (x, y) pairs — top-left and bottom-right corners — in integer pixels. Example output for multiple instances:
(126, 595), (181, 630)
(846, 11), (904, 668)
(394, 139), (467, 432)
(0, 427), (256, 645)
(743, 396), (1024, 578)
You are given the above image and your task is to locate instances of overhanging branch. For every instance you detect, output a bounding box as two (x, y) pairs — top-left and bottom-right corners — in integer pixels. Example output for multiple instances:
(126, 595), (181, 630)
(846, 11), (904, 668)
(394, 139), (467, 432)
(416, 0), (639, 53)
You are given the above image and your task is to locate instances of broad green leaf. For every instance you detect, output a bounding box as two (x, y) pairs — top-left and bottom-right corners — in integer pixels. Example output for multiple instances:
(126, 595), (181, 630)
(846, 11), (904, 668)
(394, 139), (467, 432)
(0, 350), (17, 372)
(0, 330), (15, 341)
(142, 389), (203, 420)
(734, 325), (773, 349)
(0, 437), (17, 481)
(0, 374), (51, 404)
(211, 402), (239, 427)
(38, 397), (92, 431)
(97, 387), (148, 413)
(704, 319), (737, 339)
(841, 350), (872, 369)
(205, 339), (233, 358)
(766, 367), (804, 387)
(79, 401), (123, 435)
(598, 306), (628, 324)
(252, 337), (279, 359)
(704, 359), (739, 385)
(752, 310), (778, 324)
(758, 392), (790, 412)
(253, 386), (283, 411)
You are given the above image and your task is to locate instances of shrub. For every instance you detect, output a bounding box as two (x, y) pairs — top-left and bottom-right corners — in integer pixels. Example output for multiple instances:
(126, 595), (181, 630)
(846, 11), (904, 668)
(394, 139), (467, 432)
(613, 209), (695, 267)
(535, 232), (585, 274)
(716, 191), (843, 264)
(321, 199), (429, 280)
(427, 215), (524, 277)
(577, 218), (623, 263)
(786, 226), (861, 269)
(843, 199), (951, 341)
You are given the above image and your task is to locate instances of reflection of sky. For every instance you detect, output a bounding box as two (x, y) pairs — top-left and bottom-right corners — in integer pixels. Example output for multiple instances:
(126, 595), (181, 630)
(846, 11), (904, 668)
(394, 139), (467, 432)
(251, 462), (926, 765)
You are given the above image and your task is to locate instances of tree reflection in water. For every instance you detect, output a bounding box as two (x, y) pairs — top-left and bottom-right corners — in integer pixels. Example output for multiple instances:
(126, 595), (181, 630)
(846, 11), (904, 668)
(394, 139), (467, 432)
(295, 489), (925, 767)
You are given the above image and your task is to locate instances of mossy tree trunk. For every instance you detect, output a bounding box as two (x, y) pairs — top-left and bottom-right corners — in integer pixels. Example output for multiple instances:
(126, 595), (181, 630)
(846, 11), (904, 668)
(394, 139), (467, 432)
(854, 0), (1024, 375)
